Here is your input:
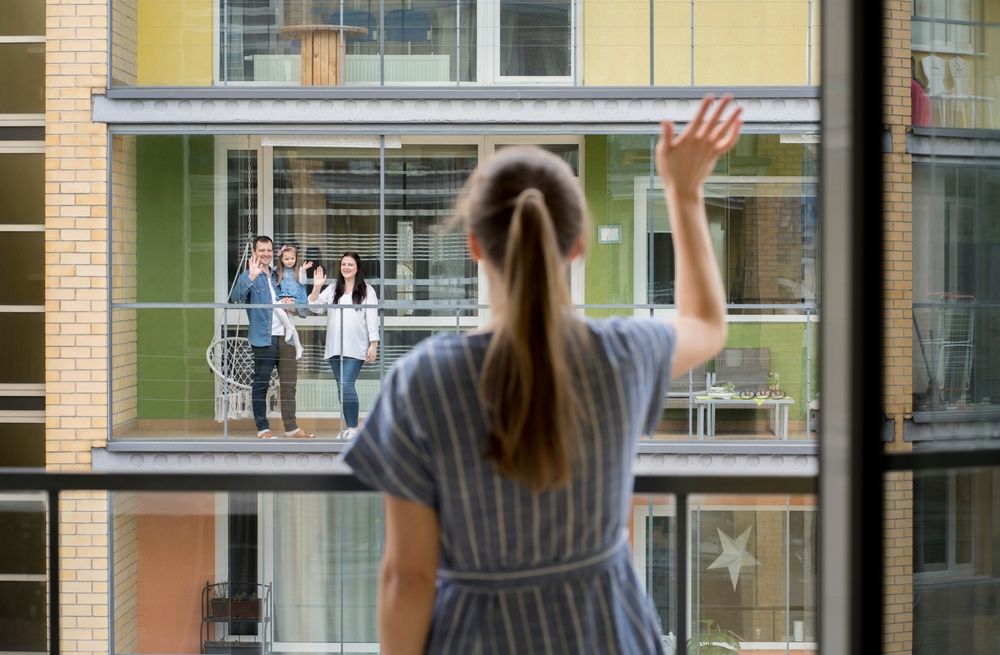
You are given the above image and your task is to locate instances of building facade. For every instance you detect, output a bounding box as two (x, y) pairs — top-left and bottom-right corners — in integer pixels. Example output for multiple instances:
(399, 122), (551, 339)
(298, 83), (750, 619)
(5, 0), (994, 653)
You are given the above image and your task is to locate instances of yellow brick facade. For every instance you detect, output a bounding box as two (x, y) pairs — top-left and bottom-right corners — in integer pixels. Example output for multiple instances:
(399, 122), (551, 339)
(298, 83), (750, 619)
(46, 0), (111, 652)
(883, 0), (914, 653)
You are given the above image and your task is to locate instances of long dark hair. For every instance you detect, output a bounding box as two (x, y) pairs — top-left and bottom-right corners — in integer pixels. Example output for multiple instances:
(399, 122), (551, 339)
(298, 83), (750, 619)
(456, 146), (589, 490)
(332, 252), (368, 307)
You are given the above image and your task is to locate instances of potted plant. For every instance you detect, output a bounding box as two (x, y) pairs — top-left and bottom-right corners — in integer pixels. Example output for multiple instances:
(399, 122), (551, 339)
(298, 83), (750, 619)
(767, 370), (781, 393)
(687, 619), (740, 654)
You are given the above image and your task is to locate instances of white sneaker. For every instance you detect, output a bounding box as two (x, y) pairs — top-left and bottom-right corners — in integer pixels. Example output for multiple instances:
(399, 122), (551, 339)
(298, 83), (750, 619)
(339, 428), (357, 441)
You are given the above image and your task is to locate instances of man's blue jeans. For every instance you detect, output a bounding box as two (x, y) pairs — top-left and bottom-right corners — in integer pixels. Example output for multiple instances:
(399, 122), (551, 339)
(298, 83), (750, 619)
(328, 356), (364, 428)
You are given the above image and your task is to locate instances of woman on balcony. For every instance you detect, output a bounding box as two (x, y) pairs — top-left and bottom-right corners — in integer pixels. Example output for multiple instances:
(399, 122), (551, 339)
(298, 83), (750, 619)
(343, 95), (739, 654)
(308, 252), (380, 439)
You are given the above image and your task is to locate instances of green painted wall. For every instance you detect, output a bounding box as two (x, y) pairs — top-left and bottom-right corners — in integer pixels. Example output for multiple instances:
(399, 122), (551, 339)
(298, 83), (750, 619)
(136, 135), (216, 419)
(583, 134), (637, 316)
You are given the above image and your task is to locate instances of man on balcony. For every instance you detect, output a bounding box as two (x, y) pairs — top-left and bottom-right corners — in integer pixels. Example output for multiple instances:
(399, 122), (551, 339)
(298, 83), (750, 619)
(230, 236), (314, 440)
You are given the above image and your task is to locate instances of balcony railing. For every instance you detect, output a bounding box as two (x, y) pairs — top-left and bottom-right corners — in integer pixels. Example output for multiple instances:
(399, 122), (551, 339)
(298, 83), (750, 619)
(0, 469), (817, 655)
(109, 301), (818, 443)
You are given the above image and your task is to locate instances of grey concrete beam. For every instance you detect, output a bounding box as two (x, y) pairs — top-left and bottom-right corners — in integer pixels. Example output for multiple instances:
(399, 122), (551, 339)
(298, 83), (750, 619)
(94, 92), (820, 128)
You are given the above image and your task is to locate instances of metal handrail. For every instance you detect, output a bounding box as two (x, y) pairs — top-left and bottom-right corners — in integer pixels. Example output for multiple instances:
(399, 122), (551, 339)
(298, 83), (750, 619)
(0, 469), (815, 655)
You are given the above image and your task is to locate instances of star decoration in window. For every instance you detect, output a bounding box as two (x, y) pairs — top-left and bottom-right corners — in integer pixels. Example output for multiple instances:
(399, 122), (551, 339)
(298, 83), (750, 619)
(707, 526), (761, 590)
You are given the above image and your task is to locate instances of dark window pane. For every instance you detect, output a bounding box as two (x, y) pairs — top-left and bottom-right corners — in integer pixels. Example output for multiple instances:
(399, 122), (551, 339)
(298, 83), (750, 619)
(0, 314), (43, 384)
(0, 44), (43, 113)
(0, 0), (44, 36)
(0, 502), (45, 573)
(0, 423), (44, 467)
(0, 153), (43, 225)
(500, 0), (571, 77)
(0, 581), (45, 651)
(0, 232), (43, 304)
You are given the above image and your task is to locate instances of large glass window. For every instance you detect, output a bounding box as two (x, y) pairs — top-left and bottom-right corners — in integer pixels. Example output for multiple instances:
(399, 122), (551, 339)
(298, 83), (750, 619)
(912, 162), (1000, 417)
(111, 132), (820, 442)
(111, 0), (818, 87)
(632, 495), (817, 651)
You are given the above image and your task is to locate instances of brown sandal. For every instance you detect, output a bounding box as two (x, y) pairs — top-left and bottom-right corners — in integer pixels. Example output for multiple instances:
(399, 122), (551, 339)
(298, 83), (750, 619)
(257, 430), (277, 439)
(285, 428), (315, 439)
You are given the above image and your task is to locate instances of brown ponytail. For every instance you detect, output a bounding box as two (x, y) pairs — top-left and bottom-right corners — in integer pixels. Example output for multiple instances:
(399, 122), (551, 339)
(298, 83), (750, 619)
(458, 147), (589, 490)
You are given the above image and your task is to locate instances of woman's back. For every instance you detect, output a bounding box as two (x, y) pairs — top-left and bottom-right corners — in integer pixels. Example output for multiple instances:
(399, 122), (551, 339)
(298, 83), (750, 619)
(344, 317), (675, 653)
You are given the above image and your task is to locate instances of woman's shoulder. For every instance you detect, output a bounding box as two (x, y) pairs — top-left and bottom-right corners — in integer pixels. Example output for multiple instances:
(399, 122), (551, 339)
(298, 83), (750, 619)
(393, 332), (485, 377)
(584, 316), (676, 356)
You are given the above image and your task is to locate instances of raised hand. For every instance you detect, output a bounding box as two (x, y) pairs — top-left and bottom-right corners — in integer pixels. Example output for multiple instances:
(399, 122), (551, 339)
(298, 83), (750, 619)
(656, 94), (743, 199)
(313, 266), (326, 289)
(247, 253), (263, 280)
(303, 260), (314, 271)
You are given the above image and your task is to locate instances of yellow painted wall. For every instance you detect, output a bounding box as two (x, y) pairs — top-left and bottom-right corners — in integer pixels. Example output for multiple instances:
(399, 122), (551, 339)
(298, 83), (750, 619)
(584, 0), (815, 86)
(137, 0), (213, 85)
(693, 0), (812, 85)
(583, 0), (654, 85)
(654, 0), (693, 86)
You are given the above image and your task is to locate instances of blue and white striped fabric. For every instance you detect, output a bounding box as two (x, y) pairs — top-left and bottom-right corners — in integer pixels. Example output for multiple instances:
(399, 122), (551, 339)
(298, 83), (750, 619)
(343, 318), (676, 654)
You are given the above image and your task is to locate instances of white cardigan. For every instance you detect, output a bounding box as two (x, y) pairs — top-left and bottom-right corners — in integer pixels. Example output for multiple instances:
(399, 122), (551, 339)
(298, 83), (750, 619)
(309, 283), (380, 361)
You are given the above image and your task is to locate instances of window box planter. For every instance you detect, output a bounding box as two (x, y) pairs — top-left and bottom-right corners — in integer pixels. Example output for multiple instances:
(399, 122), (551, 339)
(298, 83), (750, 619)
(208, 598), (263, 621)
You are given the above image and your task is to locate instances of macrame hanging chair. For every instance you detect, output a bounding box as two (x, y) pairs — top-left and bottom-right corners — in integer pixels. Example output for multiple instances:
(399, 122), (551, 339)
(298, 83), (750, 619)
(205, 145), (279, 422)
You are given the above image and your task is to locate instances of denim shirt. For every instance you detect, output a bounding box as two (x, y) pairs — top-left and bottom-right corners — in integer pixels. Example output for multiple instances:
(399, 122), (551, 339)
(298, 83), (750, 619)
(230, 269), (306, 347)
(276, 268), (308, 306)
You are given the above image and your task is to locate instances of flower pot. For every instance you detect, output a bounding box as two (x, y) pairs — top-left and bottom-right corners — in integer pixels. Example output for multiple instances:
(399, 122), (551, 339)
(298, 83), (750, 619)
(209, 598), (262, 620)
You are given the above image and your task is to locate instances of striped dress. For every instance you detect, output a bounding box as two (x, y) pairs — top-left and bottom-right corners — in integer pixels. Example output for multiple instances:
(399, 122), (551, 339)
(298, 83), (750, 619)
(343, 318), (675, 654)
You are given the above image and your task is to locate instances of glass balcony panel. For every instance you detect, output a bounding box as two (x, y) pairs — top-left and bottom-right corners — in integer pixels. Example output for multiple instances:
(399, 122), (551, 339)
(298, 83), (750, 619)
(110, 135), (218, 304)
(652, 319), (815, 442)
(690, 494), (817, 650)
(590, 135), (818, 309)
(110, 491), (384, 653)
(113, 306), (483, 439)
(907, 467), (1000, 655)
(912, 161), (1000, 424)
(0, 494), (46, 653)
(0, 153), (43, 226)
(911, 18), (1000, 129)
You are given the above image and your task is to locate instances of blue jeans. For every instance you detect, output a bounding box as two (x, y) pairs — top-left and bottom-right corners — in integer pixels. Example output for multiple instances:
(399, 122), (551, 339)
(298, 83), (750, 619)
(328, 356), (364, 428)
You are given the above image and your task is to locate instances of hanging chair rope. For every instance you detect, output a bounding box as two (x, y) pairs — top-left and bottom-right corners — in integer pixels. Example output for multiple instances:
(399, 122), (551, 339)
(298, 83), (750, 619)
(206, 142), (280, 422)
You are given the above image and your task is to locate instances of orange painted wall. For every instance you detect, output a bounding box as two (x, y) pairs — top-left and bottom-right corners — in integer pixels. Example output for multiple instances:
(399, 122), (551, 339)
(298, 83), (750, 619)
(136, 493), (217, 654)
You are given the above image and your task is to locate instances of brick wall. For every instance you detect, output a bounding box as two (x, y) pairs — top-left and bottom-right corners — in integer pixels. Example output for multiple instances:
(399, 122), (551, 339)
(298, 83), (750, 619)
(883, 0), (914, 653)
(46, 0), (111, 652)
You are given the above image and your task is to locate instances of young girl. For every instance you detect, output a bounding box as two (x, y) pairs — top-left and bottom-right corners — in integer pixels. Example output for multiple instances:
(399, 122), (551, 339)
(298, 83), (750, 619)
(308, 252), (380, 438)
(272, 244), (312, 360)
(343, 95), (740, 654)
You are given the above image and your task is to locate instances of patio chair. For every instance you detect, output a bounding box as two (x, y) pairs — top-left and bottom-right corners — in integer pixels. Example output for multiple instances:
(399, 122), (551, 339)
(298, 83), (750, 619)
(714, 347), (771, 392)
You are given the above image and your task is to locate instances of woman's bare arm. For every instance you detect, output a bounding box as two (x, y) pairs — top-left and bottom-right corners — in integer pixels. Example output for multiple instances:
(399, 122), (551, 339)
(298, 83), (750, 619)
(657, 95), (742, 378)
(378, 494), (440, 655)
